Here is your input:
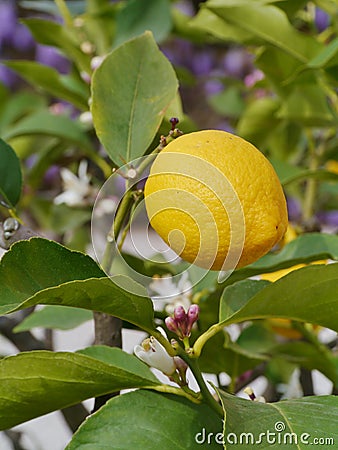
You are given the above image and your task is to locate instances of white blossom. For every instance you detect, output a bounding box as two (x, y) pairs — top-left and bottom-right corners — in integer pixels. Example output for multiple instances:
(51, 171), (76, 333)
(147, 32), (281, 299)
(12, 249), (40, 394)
(149, 272), (192, 313)
(54, 160), (95, 207)
(134, 335), (176, 376)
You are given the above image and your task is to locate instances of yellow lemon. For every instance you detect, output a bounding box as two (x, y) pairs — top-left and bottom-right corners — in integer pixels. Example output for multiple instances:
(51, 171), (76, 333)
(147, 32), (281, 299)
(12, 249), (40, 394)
(144, 130), (288, 270)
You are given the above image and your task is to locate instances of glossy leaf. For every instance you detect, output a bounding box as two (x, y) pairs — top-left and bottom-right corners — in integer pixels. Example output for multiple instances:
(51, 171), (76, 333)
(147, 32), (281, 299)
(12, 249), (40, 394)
(3, 110), (92, 150)
(220, 264), (338, 332)
(250, 233), (338, 270)
(0, 237), (105, 315)
(4, 61), (88, 110)
(91, 31), (178, 164)
(0, 139), (22, 208)
(0, 349), (159, 430)
(282, 168), (338, 186)
(255, 46), (306, 92)
(220, 279), (270, 322)
(67, 390), (223, 449)
(22, 18), (91, 72)
(189, 7), (255, 43)
(207, 0), (321, 62)
(114, 0), (172, 47)
(218, 389), (338, 449)
(224, 233), (338, 285)
(13, 277), (155, 333)
(13, 305), (93, 332)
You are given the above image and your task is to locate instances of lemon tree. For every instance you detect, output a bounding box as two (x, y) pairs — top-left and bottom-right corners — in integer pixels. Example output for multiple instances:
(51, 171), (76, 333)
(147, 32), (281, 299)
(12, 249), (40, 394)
(0, 2), (338, 450)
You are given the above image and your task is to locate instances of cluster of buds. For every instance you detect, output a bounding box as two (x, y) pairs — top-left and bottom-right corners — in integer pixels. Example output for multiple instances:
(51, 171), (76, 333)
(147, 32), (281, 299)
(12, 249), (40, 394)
(159, 118), (183, 149)
(165, 305), (199, 340)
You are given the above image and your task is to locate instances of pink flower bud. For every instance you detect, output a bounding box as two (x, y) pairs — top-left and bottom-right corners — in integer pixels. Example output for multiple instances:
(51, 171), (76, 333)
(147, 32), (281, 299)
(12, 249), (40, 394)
(187, 304), (199, 322)
(186, 304), (199, 335)
(174, 305), (186, 321)
(165, 317), (179, 334)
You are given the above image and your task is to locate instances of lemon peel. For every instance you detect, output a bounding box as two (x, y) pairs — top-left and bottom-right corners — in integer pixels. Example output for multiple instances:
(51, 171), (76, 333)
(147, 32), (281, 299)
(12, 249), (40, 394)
(144, 130), (288, 271)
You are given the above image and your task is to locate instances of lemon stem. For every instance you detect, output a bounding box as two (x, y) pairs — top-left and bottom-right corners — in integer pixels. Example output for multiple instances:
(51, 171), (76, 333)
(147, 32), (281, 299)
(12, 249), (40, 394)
(192, 323), (224, 357)
(152, 384), (200, 404)
(179, 351), (223, 417)
(303, 133), (325, 223)
(101, 189), (135, 273)
(292, 322), (332, 360)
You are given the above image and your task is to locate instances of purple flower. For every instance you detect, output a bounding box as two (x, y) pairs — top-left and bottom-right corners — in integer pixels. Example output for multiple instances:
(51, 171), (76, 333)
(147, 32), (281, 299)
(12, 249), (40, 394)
(35, 44), (70, 74)
(12, 24), (35, 52)
(204, 79), (224, 97)
(191, 50), (214, 76)
(315, 8), (330, 33)
(223, 48), (253, 78)
(215, 121), (234, 133)
(0, 1), (17, 48)
(161, 39), (193, 68)
(316, 210), (338, 227)
(0, 64), (19, 88)
(287, 197), (302, 222)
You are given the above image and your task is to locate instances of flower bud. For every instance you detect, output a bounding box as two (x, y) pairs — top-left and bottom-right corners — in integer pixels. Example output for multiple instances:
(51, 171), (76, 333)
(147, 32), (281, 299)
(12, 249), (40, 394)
(165, 316), (179, 334)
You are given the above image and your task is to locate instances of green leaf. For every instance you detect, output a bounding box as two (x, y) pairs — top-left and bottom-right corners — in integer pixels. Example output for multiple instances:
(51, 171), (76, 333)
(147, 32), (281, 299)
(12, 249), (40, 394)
(0, 238), (155, 332)
(13, 305), (93, 332)
(114, 0), (172, 47)
(282, 168), (338, 186)
(20, 1), (85, 15)
(255, 46), (306, 92)
(91, 31), (178, 164)
(224, 233), (338, 285)
(4, 61), (89, 110)
(237, 97), (281, 146)
(3, 110), (92, 150)
(0, 92), (46, 134)
(0, 237), (105, 315)
(13, 277), (155, 333)
(0, 139), (22, 208)
(22, 18), (91, 72)
(206, 0), (321, 62)
(188, 7), (255, 43)
(250, 233), (338, 270)
(0, 349), (159, 430)
(77, 345), (158, 383)
(276, 85), (336, 126)
(219, 264), (338, 332)
(220, 279), (270, 321)
(199, 332), (267, 377)
(307, 37), (338, 69)
(218, 389), (338, 449)
(270, 341), (337, 384)
(209, 87), (245, 119)
(67, 390), (223, 449)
